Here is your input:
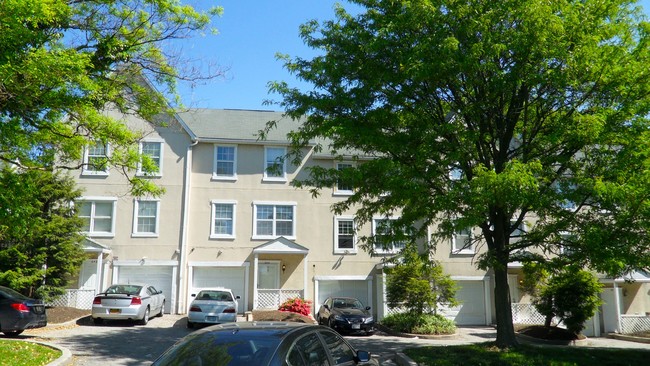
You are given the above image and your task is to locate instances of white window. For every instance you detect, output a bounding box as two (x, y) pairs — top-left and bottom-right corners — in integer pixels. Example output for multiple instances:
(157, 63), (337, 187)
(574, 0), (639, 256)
(211, 200), (236, 239)
(77, 198), (117, 237)
(253, 202), (296, 240)
(82, 142), (110, 176)
(334, 217), (356, 253)
(213, 145), (237, 180)
(452, 227), (474, 254)
(132, 199), (160, 237)
(263, 146), (286, 181)
(372, 218), (405, 254)
(335, 162), (353, 195)
(138, 140), (163, 177)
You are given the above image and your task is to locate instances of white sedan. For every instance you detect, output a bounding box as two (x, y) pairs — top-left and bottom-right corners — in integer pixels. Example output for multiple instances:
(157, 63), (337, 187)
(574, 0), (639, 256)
(91, 283), (165, 325)
(186, 288), (239, 328)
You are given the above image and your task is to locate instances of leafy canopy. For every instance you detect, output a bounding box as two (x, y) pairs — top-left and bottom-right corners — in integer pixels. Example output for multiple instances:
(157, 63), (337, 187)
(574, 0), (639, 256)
(270, 0), (650, 347)
(0, 0), (222, 196)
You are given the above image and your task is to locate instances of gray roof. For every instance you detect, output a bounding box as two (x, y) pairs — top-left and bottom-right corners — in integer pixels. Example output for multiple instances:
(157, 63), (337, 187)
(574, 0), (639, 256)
(176, 109), (304, 144)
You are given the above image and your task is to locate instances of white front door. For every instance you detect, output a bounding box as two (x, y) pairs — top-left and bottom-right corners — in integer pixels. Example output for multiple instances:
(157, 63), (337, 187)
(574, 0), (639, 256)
(78, 259), (97, 290)
(258, 261), (280, 289)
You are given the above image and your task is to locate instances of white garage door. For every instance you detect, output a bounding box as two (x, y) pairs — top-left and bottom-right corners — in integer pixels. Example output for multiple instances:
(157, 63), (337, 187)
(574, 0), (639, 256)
(318, 280), (370, 308)
(191, 267), (246, 313)
(118, 266), (173, 313)
(441, 281), (486, 325)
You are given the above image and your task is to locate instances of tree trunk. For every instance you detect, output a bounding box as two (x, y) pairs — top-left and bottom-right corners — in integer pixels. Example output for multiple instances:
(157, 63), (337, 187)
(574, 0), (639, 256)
(493, 261), (518, 347)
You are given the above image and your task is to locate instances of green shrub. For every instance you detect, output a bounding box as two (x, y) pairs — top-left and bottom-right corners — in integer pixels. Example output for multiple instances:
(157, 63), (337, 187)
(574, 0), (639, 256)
(380, 312), (456, 335)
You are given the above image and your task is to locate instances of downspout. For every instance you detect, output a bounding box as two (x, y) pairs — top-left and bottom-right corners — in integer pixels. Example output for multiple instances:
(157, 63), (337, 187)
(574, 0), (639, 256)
(178, 138), (198, 314)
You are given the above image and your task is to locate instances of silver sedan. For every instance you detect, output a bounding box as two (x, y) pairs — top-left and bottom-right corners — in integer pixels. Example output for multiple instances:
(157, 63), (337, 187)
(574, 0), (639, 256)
(186, 288), (239, 328)
(91, 283), (165, 325)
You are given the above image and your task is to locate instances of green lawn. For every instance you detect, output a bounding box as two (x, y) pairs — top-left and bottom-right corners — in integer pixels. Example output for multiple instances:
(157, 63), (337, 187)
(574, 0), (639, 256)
(404, 342), (650, 366)
(0, 340), (60, 366)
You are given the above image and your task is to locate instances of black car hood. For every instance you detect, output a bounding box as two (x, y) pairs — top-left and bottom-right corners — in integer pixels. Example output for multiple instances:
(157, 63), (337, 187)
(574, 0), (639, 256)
(334, 308), (370, 317)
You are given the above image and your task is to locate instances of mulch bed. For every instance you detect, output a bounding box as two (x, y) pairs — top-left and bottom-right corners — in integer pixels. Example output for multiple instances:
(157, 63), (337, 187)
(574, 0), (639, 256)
(518, 325), (585, 341)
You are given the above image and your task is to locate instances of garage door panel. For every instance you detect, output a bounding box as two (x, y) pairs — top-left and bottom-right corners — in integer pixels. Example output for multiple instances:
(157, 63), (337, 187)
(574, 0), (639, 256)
(318, 280), (369, 308)
(192, 267), (246, 313)
(440, 281), (486, 325)
(118, 266), (173, 313)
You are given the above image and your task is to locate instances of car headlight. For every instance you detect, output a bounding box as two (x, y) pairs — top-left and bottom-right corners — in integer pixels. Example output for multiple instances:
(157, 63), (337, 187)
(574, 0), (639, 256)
(364, 317), (374, 324)
(333, 314), (346, 321)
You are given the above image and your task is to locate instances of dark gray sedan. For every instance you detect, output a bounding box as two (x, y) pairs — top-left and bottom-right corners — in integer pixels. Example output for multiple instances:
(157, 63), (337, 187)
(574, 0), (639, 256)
(0, 285), (47, 337)
(152, 321), (379, 366)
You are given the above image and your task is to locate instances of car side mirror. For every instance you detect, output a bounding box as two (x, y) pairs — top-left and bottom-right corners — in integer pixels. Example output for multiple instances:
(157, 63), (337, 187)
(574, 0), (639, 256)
(236, 295), (241, 299)
(323, 304), (330, 310)
(355, 350), (371, 363)
(191, 293), (196, 298)
(365, 306), (371, 311)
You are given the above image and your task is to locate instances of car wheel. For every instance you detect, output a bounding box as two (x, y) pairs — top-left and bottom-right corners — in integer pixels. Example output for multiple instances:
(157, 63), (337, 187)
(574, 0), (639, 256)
(93, 318), (103, 325)
(186, 320), (194, 329)
(2, 330), (23, 337)
(139, 307), (150, 325)
(158, 301), (165, 317)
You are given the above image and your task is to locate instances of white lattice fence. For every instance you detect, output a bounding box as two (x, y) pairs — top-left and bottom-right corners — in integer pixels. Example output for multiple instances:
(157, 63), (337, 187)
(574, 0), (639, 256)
(256, 289), (303, 309)
(47, 289), (96, 310)
(512, 303), (561, 326)
(621, 315), (650, 334)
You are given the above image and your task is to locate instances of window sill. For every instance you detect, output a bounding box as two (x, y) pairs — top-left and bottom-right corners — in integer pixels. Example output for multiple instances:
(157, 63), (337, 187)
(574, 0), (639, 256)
(252, 235), (296, 241)
(212, 175), (238, 182)
(334, 249), (357, 255)
(210, 235), (236, 240)
(451, 250), (476, 256)
(333, 191), (353, 197)
(84, 232), (115, 238)
(262, 177), (287, 183)
(81, 171), (109, 177)
(131, 233), (159, 238)
(136, 173), (162, 178)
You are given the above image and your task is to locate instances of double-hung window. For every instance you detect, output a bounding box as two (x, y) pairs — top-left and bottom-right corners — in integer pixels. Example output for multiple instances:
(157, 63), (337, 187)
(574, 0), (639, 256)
(211, 200), (236, 239)
(77, 198), (117, 237)
(263, 146), (286, 181)
(452, 227), (474, 254)
(335, 162), (354, 195)
(132, 199), (159, 237)
(372, 218), (405, 254)
(213, 145), (237, 180)
(82, 142), (110, 176)
(334, 217), (356, 253)
(253, 202), (296, 239)
(138, 140), (163, 177)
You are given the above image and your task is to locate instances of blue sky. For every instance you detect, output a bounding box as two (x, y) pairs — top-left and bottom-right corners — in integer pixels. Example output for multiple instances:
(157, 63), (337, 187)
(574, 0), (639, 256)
(177, 0), (650, 111)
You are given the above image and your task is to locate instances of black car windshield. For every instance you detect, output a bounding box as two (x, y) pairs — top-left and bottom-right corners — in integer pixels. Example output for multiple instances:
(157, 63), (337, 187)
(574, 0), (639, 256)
(333, 298), (364, 309)
(152, 330), (283, 366)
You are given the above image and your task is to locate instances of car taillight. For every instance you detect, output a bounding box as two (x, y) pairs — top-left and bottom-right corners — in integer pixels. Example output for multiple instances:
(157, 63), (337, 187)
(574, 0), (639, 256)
(223, 307), (236, 314)
(11, 303), (29, 312)
(93, 297), (102, 305)
(130, 297), (142, 305)
(189, 305), (201, 312)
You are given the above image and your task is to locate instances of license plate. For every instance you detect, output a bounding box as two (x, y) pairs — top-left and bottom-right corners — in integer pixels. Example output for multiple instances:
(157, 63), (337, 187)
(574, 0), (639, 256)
(109, 309), (121, 314)
(206, 316), (217, 321)
(352, 324), (361, 329)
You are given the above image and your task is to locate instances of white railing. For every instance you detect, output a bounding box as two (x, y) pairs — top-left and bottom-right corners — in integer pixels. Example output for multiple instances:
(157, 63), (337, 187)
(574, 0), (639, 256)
(512, 303), (561, 326)
(47, 289), (96, 309)
(620, 314), (650, 334)
(256, 289), (303, 309)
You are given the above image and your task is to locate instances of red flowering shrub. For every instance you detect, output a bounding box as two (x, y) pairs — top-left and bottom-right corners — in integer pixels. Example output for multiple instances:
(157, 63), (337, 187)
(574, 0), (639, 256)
(278, 297), (312, 317)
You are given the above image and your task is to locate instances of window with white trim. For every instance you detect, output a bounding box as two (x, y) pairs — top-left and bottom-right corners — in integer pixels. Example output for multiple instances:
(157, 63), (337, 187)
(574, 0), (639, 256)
(335, 162), (353, 194)
(253, 202), (296, 239)
(211, 200), (236, 239)
(213, 145), (237, 180)
(82, 142), (109, 176)
(132, 199), (159, 237)
(138, 140), (163, 176)
(334, 217), (356, 253)
(372, 218), (405, 253)
(263, 146), (286, 181)
(452, 227), (474, 254)
(77, 198), (116, 237)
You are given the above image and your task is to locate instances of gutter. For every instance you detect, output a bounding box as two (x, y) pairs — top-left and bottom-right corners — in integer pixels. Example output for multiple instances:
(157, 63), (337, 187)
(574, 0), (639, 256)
(177, 138), (198, 314)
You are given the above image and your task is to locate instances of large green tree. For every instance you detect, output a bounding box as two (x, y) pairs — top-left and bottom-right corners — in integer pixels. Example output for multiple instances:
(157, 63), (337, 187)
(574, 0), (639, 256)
(0, 0), (221, 196)
(270, 0), (650, 347)
(0, 167), (85, 300)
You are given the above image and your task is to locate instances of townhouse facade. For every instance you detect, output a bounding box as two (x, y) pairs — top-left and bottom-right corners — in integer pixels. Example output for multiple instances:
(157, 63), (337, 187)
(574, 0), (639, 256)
(69, 108), (650, 333)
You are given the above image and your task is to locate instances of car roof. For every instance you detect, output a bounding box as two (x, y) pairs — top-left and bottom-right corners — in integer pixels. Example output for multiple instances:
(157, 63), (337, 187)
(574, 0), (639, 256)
(196, 321), (314, 335)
